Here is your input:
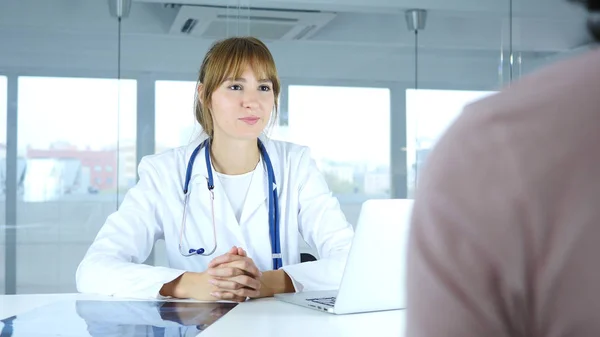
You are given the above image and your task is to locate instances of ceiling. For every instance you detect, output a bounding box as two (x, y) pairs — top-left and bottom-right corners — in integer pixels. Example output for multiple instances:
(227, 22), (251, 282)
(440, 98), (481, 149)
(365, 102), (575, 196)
(135, 0), (584, 18)
(130, 0), (592, 52)
(0, 0), (594, 85)
(0, 0), (592, 54)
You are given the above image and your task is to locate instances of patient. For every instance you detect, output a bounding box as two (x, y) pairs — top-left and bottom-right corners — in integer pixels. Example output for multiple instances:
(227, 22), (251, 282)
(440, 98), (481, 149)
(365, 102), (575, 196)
(406, 1), (600, 336)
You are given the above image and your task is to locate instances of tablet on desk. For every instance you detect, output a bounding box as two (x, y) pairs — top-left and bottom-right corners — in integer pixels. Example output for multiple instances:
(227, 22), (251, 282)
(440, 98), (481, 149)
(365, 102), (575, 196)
(0, 299), (237, 337)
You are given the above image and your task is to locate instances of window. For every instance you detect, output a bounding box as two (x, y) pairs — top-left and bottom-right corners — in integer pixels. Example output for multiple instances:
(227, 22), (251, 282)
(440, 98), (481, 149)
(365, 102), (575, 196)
(274, 85), (391, 227)
(15, 76), (136, 293)
(0, 75), (7, 293)
(155, 80), (200, 153)
(154, 80), (202, 267)
(406, 89), (495, 197)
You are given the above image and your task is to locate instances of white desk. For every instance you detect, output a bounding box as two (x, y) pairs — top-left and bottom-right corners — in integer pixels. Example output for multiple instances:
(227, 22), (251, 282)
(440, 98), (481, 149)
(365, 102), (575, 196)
(0, 293), (405, 337)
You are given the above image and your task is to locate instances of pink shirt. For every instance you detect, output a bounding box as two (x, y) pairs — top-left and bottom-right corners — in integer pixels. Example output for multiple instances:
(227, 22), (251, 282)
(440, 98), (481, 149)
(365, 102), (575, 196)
(406, 48), (600, 337)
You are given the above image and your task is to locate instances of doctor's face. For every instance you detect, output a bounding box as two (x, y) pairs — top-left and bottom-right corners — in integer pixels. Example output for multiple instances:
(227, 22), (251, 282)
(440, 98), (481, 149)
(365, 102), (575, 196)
(208, 66), (275, 141)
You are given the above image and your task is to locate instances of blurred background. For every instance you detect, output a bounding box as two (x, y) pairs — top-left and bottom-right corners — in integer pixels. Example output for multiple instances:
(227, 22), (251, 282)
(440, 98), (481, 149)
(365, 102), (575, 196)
(0, 0), (592, 294)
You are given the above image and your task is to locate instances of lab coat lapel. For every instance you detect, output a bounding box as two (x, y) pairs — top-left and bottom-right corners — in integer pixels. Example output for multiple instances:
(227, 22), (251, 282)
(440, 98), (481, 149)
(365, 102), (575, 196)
(239, 159), (272, 225)
(186, 138), (247, 250)
(240, 132), (278, 226)
(209, 173), (247, 245)
(239, 156), (277, 271)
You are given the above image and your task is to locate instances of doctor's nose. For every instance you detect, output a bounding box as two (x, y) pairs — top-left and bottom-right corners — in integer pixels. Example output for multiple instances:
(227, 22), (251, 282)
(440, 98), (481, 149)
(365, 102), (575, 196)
(241, 91), (260, 110)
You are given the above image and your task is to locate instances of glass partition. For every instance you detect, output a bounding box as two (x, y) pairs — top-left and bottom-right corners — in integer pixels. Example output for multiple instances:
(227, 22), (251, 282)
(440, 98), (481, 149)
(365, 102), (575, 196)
(275, 85), (391, 225)
(0, 75), (7, 293)
(0, 0), (592, 294)
(406, 89), (495, 197)
(405, 0), (590, 196)
(15, 77), (136, 293)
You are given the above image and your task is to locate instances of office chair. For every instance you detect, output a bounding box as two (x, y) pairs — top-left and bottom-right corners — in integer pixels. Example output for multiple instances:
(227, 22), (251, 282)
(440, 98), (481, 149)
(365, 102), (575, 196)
(300, 253), (317, 263)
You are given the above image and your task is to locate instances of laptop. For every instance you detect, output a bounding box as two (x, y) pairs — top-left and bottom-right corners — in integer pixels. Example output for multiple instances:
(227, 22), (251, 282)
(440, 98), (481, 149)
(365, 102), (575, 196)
(275, 198), (413, 315)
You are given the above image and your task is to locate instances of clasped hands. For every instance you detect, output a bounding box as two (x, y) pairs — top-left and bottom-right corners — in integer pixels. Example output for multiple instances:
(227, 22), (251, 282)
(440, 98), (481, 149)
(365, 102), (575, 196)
(207, 246), (263, 302)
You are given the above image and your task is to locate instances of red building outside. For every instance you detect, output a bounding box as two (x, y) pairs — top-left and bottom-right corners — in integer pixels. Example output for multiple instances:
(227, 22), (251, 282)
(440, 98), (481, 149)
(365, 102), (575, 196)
(27, 145), (118, 191)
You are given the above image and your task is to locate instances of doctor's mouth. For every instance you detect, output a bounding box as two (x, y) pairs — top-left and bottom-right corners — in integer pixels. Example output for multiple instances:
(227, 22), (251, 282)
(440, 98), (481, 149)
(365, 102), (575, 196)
(239, 116), (260, 125)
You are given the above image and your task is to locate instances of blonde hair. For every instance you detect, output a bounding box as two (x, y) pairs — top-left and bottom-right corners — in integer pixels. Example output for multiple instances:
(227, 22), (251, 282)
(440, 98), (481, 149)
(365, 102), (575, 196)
(194, 36), (281, 138)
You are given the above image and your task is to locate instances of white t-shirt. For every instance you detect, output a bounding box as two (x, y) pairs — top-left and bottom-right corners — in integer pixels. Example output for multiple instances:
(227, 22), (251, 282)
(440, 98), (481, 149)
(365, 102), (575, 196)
(214, 164), (259, 224)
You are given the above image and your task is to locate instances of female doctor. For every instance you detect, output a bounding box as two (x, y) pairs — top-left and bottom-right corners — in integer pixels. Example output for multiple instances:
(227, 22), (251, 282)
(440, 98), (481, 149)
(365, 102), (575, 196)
(75, 36), (355, 302)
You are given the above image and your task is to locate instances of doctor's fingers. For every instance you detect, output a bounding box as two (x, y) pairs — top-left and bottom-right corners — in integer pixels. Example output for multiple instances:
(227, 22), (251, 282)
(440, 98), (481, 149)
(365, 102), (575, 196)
(228, 246), (246, 256)
(208, 265), (257, 279)
(206, 247), (242, 269)
(210, 291), (249, 302)
(208, 259), (261, 278)
(212, 284), (259, 299)
(209, 275), (261, 292)
(208, 253), (247, 268)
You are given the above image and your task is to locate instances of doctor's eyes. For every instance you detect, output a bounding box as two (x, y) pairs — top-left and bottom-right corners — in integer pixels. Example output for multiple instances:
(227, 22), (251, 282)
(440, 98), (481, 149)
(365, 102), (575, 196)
(227, 84), (272, 92)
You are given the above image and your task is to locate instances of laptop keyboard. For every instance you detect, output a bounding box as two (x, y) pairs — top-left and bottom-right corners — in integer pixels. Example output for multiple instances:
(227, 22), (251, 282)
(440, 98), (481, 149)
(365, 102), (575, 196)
(306, 296), (337, 307)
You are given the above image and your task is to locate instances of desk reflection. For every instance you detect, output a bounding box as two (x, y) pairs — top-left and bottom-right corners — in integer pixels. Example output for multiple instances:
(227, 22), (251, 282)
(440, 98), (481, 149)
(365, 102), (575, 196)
(75, 300), (237, 337)
(0, 300), (237, 337)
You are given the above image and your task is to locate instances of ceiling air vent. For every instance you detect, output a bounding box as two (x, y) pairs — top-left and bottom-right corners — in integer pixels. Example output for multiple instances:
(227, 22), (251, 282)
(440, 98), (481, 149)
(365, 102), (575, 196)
(168, 5), (336, 40)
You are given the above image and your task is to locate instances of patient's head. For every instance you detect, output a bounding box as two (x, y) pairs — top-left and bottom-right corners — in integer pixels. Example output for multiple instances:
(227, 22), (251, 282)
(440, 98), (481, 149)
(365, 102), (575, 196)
(570, 0), (600, 41)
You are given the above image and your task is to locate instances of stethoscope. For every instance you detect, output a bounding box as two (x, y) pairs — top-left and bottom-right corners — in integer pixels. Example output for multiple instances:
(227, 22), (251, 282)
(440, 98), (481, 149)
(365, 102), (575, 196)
(178, 137), (282, 270)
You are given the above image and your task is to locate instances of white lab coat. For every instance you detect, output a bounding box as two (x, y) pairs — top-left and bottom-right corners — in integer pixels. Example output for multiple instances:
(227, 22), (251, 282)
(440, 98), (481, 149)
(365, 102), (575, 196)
(76, 135), (355, 299)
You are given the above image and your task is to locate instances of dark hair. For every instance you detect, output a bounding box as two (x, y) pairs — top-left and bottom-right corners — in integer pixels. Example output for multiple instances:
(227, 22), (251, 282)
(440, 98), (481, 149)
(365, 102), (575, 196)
(570, 0), (600, 41)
